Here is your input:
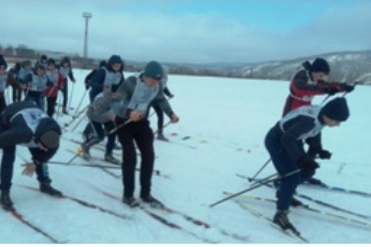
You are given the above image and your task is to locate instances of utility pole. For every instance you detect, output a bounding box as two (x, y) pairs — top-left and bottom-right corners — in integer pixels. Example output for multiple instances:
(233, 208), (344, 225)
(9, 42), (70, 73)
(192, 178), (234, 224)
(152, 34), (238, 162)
(82, 12), (92, 61)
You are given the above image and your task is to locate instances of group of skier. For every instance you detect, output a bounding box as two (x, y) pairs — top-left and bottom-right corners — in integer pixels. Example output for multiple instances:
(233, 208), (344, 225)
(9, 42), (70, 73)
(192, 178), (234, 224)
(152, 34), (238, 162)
(0, 53), (179, 210)
(264, 58), (356, 231)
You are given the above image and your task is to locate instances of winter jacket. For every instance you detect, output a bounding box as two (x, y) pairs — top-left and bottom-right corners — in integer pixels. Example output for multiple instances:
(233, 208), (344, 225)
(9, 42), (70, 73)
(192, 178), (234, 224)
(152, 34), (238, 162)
(0, 101), (61, 162)
(44, 69), (64, 98)
(282, 69), (347, 115)
(112, 74), (173, 120)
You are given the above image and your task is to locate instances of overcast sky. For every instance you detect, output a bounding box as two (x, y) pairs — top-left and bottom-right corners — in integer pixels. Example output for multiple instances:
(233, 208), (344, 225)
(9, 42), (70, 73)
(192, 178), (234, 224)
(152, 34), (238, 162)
(1, 0), (371, 64)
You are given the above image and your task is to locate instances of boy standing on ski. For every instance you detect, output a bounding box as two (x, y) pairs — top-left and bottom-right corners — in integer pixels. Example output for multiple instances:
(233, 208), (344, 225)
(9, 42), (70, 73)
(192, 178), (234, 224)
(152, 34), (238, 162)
(265, 97), (350, 231)
(45, 59), (64, 117)
(0, 101), (63, 210)
(113, 61), (179, 207)
(59, 57), (76, 114)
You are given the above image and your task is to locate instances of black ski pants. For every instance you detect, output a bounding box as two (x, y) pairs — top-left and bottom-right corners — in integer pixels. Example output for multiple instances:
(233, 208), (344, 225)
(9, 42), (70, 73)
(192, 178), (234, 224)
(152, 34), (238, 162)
(115, 118), (155, 198)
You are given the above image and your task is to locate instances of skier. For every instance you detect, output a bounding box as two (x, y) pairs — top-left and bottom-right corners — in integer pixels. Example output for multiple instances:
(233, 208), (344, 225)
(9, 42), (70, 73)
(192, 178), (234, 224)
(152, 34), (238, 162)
(84, 60), (107, 91)
(80, 90), (120, 165)
(23, 64), (50, 110)
(12, 60), (33, 102)
(112, 61), (179, 207)
(282, 57), (355, 185)
(265, 97), (350, 231)
(82, 55), (124, 160)
(34, 54), (48, 69)
(45, 59), (64, 117)
(151, 65), (174, 141)
(0, 101), (63, 210)
(58, 56), (76, 114)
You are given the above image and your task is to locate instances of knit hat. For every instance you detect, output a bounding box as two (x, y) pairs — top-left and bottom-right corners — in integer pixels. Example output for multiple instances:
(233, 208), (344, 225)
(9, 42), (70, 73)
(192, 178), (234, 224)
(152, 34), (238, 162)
(311, 58), (330, 74)
(320, 97), (350, 122)
(39, 130), (60, 149)
(143, 61), (163, 80)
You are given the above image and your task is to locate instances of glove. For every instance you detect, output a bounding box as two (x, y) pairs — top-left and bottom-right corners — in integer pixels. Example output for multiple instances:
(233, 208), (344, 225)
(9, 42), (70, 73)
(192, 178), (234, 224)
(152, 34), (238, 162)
(307, 148), (332, 160)
(324, 87), (339, 96)
(343, 83), (355, 93)
(298, 155), (320, 171)
(317, 149), (332, 159)
(85, 84), (90, 90)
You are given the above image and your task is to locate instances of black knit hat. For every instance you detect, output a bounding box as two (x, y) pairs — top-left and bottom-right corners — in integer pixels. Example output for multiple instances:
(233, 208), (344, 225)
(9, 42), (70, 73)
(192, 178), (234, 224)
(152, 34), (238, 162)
(311, 58), (330, 74)
(321, 97), (350, 122)
(143, 61), (163, 80)
(39, 130), (60, 149)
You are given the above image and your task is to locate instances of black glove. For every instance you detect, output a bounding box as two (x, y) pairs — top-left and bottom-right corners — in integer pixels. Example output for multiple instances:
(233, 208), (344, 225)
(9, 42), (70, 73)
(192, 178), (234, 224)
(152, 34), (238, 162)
(85, 84), (90, 90)
(324, 87), (339, 96)
(307, 148), (332, 160)
(298, 155), (320, 171)
(317, 149), (332, 159)
(343, 83), (355, 93)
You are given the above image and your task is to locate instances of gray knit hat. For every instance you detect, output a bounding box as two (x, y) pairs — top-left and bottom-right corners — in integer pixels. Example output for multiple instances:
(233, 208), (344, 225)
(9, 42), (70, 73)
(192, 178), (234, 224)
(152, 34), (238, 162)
(39, 130), (60, 149)
(143, 61), (163, 80)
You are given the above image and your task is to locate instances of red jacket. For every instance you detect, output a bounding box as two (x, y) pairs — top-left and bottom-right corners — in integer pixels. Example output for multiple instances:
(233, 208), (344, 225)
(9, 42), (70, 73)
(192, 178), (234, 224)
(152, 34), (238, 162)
(44, 71), (64, 98)
(282, 70), (346, 116)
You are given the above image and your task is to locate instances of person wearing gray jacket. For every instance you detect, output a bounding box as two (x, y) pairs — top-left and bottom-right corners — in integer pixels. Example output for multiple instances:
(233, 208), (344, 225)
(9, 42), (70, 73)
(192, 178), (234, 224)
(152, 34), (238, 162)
(114, 61), (179, 208)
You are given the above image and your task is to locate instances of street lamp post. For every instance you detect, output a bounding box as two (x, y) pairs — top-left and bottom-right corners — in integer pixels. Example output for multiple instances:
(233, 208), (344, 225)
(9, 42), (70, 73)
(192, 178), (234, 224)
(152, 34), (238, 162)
(82, 12), (92, 62)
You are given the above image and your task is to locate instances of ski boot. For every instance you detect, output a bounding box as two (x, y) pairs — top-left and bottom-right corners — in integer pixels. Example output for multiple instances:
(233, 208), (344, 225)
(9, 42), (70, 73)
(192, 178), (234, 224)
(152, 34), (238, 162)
(141, 195), (164, 208)
(104, 153), (120, 165)
(1, 190), (14, 211)
(123, 197), (140, 208)
(40, 182), (63, 197)
(157, 132), (169, 142)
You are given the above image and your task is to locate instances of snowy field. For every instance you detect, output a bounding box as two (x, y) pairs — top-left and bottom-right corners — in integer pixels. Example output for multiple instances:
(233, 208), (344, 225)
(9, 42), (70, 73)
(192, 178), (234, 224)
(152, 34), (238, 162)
(1, 69), (371, 244)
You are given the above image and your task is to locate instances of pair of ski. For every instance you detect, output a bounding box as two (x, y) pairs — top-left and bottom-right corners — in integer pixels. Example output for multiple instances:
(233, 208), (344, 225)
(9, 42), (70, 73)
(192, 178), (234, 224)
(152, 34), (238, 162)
(92, 186), (249, 243)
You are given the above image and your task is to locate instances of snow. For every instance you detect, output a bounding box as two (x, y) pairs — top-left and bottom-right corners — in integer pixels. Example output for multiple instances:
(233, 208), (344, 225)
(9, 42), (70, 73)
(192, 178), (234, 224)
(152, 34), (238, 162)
(1, 69), (371, 244)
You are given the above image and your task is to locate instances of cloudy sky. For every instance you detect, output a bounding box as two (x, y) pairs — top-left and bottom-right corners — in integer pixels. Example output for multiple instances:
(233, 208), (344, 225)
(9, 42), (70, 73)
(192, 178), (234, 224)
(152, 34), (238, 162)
(1, 0), (371, 64)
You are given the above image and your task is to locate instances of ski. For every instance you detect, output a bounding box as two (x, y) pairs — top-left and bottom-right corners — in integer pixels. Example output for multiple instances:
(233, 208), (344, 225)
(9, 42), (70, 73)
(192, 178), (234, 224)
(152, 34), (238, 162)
(303, 181), (371, 198)
(19, 185), (132, 221)
(6, 208), (63, 243)
(225, 189), (371, 230)
(242, 175), (371, 221)
(94, 188), (218, 243)
(231, 198), (308, 242)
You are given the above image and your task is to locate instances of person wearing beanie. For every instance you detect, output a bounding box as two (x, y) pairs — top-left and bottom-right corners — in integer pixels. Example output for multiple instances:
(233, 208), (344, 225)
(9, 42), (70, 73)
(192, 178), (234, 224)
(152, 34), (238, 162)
(81, 55), (125, 165)
(106, 60), (179, 208)
(283, 57), (355, 116)
(59, 56), (76, 114)
(150, 65), (174, 141)
(0, 101), (63, 211)
(264, 97), (350, 232)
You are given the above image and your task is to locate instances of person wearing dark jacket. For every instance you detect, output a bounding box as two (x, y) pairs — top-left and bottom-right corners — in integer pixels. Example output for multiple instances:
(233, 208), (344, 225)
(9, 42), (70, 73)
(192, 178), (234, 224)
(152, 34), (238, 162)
(0, 101), (63, 210)
(59, 57), (76, 114)
(84, 55), (124, 161)
(85, 60), (107, 91)
(34, 54), (48, 69)
(282, 58), (355, 116)
(112, 61), (179, 208)
(265, 97), (350, 231)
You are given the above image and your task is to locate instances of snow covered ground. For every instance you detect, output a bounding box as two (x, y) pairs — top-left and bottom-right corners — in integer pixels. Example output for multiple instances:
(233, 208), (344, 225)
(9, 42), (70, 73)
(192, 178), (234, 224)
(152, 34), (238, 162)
(1, 69), (371, 244)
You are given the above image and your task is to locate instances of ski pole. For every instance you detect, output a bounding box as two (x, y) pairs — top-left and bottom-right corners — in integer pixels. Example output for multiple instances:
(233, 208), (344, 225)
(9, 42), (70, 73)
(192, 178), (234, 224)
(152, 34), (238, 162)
(73, 90), (87, 118)
(153, 120), (172, 135)
(209, 169), (301, 208)
(108, 119), (132, 135)
(70, 114), (87, 132)
(64, 105), (89, 128)
(68, 82), (75, 111)
(248, 158), (272, 182)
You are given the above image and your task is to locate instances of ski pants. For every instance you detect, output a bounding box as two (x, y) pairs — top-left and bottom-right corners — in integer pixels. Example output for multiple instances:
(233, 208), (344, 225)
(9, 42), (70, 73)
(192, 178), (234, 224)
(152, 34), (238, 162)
(0, 146), (51, 191)
(264, 126), (315, 211)
(82, 120), (116, 155)
(46, 96), (57, 117)
(151, 103), (164, 133)
(115, 118), (155, 198)
(61, 79), (68, 109)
